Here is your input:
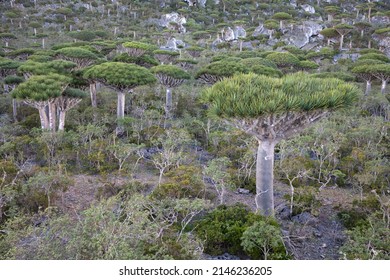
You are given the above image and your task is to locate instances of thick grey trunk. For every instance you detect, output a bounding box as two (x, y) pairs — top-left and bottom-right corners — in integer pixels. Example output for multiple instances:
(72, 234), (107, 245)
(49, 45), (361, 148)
(90, 83), (97, 108)
(165, 88), (172, 119)
(38, 107), (49, 129)
(116, 91), (125, 135)
(255, 140), (275, 216)
(381, 80), (387, 95)
(365, 80), (371, 95)
(58, 110), (66, 131)
(48, 102), (56, 132)
(12, 99), (17, 122)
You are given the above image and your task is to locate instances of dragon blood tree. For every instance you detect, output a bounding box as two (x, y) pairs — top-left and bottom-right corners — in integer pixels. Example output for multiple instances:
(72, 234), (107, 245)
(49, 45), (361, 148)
(203, 73), (359, 216)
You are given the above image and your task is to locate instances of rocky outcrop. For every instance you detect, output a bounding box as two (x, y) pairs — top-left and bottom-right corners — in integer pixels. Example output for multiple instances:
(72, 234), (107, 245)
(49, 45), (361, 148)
(234, 26), (247, 39)
(159, 13), (187, 33)
(301, 4), (315, 14)
(281, 21), (323, 49)
(223, 27), (235, 41)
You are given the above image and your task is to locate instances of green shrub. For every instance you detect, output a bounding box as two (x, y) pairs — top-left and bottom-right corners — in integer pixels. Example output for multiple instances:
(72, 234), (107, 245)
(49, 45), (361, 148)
(194, 204), (261, 256)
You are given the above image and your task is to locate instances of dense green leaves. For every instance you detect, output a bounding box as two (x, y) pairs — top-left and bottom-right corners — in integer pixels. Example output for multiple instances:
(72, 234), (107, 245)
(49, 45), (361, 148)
(203, 73), (359, 118)
(151, 65), (191, 80)
(83, 62), (156, 90)
(12, 74), (71, 101)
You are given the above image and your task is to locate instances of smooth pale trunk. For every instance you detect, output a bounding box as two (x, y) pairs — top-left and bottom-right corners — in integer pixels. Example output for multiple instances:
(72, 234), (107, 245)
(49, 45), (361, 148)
(339, 34), (344, 50)
(33, 28), (37, 36)
(90, 83), (97, 107)
(38, 107), (49, 129)
(12, 99), (17, 122)
(165, 88), (172, 119)
(381, 80), (387, 95)
(256, 140), (275, 216)
(42, 38), (45, 49)
(365, 80), (372, 95)
(58, 110), (66, 131)
(116, 91), (125, 135)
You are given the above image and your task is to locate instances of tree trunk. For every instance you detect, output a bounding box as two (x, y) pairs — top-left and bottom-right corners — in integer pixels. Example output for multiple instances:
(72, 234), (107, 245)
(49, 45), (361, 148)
(12, 98), (17, 122)
(58, 110), (66, 131)
(34, 28), (37, 36)
(255, 140), (275, 216)
(339, 34), (344, 50)
(116, 91), (125, 135)
(90, 83), (97, 107)
(38, 107), (49, 129)
(365, 80), (371, 95)
(381, 80), (387, 95)
(42, 38), (45, 49)
(48, 101), (56, 132)
(368, 40), (371, 49)
(165, 88), (172, 119)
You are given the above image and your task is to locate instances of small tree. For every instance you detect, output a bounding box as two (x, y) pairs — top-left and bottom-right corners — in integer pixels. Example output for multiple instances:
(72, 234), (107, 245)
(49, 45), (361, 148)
(272, 12), (292, 29)
(368, 64), (390, 94)
(4, 75), (24, 122)
(265, 52), (300, 73)
(202, 73), (358, 216)
(320, 28), (339, 46)
(83, 62), (156, 135)
(55, 47), (99, 70)
(12, 74), (72, 130)
(203, 157), (234, 204)
(0, 33), (17, 47)
(151, 65), (191, 119)
(334, 24), (354, 50)
(352, 65), (376, 95)
(153, 49), (180, 64)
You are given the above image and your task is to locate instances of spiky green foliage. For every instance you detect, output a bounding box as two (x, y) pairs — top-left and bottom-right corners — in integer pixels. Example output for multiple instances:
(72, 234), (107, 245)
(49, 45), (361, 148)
(122, 41), (156, 57)
(83, 62), (156, 91)
(68, 30), (97, 42)
(359, 49), (384, 55)
(113, 53), (158, 68)
(352, 59), (386, 68)
(272, 12), (292, 21)
(241, 57), (278, 69)
(151, 65), (191, 80)
(18, 60), (76, 76)
(196, 60), (248, 84)
(12, 74), (71, 101)
(358, 53), (390, 63)
(298, 60), (319, 71)
(3, 75), (24, 85)
(320, 28), (338, 38)
(55, 47), (99, 60)
(203, 73), (359, 118)
(63, 87), (87, 98)
(265, 52), (300, 69)
(0, 33), (17, 41)
(374, 27), (390, 35)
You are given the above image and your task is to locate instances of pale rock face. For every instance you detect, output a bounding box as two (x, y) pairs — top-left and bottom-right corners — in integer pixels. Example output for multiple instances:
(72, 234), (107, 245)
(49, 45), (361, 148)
(234, 26), (247, 39)
(252, 24), (270, 37)
(290, 0), (297, 7)
(223, 27), (235, 41)
(211, 37), (223, 49)
(165, 37), (177, 50)
(371, 16), (390, 25)
(379, 37), (390, 57)
(160, 13), (187, 33)
(301, 4), (315, 14)
(282, 21), (323, 48)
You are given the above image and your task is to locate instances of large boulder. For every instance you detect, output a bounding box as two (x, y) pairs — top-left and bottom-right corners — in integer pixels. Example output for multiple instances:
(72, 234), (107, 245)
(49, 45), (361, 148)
(223, 27), (235, 41)
(159, 13), (187, 33)
(301, 4), (315, 14)
(234, 26), (247, 39)
(253, 24), (272, 37)
(282, 21), (323, 48)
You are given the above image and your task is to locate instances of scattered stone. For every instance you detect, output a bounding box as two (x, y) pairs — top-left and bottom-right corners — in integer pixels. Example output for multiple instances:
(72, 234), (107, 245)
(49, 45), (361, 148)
(159, 13), (187, 33)
(165, 37), (177, 50)
(236, 188), (250, 194)
(301, 4), (315, 14)
(223, 27), (235, 41)
(292, 212), (318, 225)
(313, 230), (323, 238)
(204, 253), (241, 260)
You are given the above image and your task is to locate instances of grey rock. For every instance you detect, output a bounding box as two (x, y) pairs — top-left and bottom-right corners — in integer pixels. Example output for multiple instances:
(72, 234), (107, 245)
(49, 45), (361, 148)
(211, 36), (223, 49)
(333, 53), (360, 62)
(371, 16), (390, 25)
(234, 26), (247, 39)
(252, 24), (270, 37)
(165, 37), (177, 50)
(159, 13), (187, 33)
(236, 188), (250, 194)
(204, 253), (240, 260)
(301, 4), (315, 14)
(290, 0), (297, 7)
(378, 37), (390, 57)
(223, 27), (235, 41)
(282, 21), (323, 48)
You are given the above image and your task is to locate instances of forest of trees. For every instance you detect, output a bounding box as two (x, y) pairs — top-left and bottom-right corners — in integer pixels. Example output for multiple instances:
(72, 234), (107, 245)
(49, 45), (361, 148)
(0, 0), (389, 260)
